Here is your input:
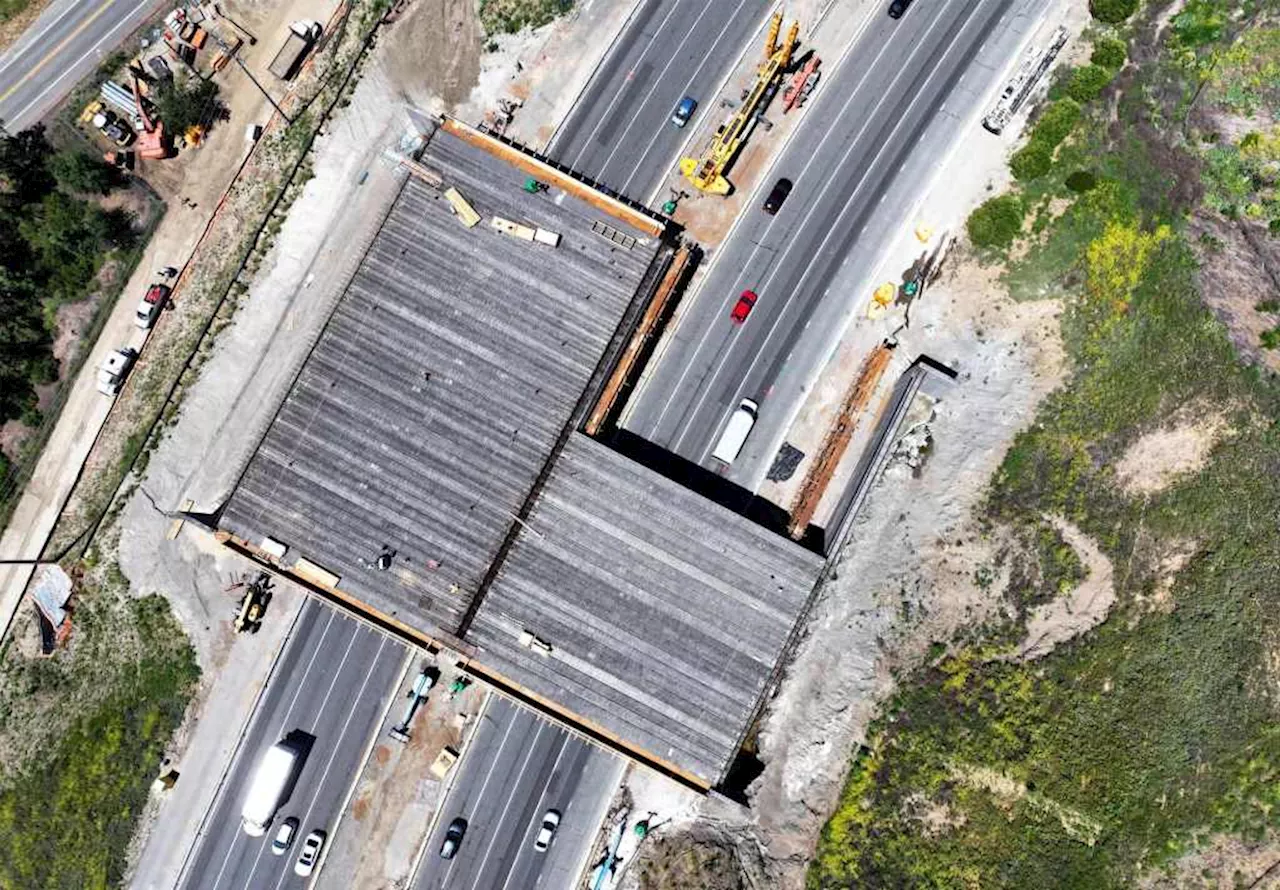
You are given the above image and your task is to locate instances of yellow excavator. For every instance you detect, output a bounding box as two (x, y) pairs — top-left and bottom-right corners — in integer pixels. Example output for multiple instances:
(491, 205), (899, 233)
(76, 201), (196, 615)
(679, 11), (800, 194)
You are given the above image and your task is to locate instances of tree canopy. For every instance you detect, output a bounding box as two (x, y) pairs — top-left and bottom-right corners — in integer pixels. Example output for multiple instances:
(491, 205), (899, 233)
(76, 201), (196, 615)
(0, 125), (131, 428)
(153, 76), (220, 134)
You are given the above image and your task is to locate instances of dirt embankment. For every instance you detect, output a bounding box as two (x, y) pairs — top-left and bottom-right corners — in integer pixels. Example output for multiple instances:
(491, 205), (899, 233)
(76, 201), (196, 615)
(0, 0), (52, 54)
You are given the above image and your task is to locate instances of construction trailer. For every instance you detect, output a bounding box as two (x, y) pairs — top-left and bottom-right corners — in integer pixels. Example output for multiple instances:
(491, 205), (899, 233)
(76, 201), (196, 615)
(982, 25), (1069, 134)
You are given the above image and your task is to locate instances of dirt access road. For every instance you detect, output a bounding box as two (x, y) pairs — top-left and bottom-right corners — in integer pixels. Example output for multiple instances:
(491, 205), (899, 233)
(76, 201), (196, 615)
(0, 0), (345, 643)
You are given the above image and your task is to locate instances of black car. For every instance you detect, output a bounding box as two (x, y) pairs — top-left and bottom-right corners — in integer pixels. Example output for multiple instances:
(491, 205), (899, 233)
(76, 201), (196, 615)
(440, 817), (467, 859)
(888, 0), (914, 17)
(763, 177), (793, 215)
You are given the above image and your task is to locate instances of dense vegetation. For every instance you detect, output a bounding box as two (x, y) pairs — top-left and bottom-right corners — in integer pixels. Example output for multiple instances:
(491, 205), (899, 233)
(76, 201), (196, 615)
(0, 127), (130, 426)
(810, 2), (1280, 888)
(478, 0), (573, 34)
(967, 194), (1025, 247)
(154, 75), (221, 135)
(0, 0), (33, 26)
(0, 584), (197, 890)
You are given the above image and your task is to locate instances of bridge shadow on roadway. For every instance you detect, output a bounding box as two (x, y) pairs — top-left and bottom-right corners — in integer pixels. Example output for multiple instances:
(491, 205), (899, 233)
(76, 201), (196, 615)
(600, 429), (826, 554)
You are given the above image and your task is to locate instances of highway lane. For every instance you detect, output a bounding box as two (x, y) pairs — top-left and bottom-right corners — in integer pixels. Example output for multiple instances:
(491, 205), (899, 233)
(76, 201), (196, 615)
(622, 0), (1040, 483)
(413, 695), (623, 890)
(0, 0), (165, 131)
(179, 599), (407, 890)
(548, 0), (773, 206)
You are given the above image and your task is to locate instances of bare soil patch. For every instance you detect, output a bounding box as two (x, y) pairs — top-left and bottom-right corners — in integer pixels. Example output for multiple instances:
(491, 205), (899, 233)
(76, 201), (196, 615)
(1190, 214), (1280, 374)
(0, 0), (52, 53)
(632, 828), (753, 890)
(1114, 402), (1233, 496)
(1140, 832), (1280, 889)
(1018, 517), (1115, 659)
(379, 0), (482, 111)
(1130, 536), (1197, 618)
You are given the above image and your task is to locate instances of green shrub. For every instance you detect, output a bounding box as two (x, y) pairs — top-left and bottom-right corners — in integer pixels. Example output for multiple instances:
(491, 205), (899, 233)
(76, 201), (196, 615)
(1033, 98), (1082, 147)
(48, 150), (115, 195)
(478, 0), (574, 33)
(1065, 170), (1098, 192)
(1090, 0), (1138, 23)
(1090, 35), (1127, 69)
(967, 194), (1025, 248)
(1263, 327), (1280, 349)
(1011, 139), (1054, 181)
(0, 596), (197, 890)
(154, 75), (220, 133)
(1172, 0), (1225, 47)
(1066, 64), (1115, 103)
(1256, 300), (1280, 313)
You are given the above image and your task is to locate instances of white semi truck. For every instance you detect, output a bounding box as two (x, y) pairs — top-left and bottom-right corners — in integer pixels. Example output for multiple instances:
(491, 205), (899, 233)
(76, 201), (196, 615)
(241, 742), (298, 836)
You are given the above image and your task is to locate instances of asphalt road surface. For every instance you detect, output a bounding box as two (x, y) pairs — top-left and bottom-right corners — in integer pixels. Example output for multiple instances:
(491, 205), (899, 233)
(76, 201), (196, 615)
(623, 0), (1044, 485)
(0, 0), (164, 132)
(413, 695), (623, 890)
(179, 600), (406, 890)
(548, 0), (773, 206)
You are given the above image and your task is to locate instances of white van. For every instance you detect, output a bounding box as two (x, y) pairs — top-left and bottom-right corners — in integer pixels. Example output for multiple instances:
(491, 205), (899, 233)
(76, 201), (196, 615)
(712, 398), (759, 465)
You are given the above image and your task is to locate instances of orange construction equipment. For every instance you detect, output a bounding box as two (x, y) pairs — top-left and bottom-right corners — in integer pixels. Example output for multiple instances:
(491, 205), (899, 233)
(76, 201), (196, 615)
(787, 342), (895, 538)
(132, 75), (168, 160)
(783, 56), (820, 112)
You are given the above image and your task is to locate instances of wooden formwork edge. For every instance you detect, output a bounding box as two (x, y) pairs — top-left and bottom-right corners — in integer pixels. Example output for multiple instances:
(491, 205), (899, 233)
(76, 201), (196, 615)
(218, 532), (458, 652)
(787, 342), (895, 538)
(218, 533), (714, 792)
(585, 245), (692, 435)
(460, 657), (713, 793)
(439, 117), (666, 239)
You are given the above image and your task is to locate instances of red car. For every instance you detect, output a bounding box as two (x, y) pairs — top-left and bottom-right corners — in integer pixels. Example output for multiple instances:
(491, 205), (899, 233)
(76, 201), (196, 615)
(731, 289), (758, 324)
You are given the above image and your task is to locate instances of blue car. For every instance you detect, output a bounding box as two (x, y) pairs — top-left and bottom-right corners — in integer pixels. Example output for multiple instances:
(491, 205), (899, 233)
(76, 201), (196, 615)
(671, 96), (698, 128)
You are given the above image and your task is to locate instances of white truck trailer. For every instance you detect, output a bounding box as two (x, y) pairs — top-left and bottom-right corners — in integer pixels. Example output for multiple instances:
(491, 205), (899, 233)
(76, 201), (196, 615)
(241, 742), (298, 836)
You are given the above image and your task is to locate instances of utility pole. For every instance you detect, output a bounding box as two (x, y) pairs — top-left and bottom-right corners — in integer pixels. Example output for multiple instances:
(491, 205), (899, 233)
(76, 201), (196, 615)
(234, 56), (290, 123)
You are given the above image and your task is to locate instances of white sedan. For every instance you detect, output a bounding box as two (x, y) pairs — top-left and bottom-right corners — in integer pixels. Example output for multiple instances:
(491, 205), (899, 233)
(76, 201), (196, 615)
(533, 810), (561, 852)
(294, 830), (326, 877)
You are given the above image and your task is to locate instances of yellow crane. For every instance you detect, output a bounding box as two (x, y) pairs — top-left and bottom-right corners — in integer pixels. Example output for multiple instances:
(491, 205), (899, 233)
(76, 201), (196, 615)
(679, 11), (800, 195)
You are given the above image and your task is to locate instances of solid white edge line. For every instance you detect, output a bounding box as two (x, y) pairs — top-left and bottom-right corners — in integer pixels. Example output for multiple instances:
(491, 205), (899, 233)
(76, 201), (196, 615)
(743, 0), (1051, 489)
(303, 643), (413, 888)
(678, 0), (994, 461)
(403, 687), (496, 890)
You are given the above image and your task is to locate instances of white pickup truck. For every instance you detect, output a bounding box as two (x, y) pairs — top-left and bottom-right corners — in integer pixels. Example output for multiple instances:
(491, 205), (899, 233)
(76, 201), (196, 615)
(96, 348), (138, 396)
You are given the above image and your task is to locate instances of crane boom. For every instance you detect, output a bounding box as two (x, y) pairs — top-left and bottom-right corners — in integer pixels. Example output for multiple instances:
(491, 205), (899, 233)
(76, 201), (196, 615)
(679, 12), (799, 195)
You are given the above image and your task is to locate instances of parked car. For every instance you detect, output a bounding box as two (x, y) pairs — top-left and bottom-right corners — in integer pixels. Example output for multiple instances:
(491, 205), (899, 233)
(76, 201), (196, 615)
(135, 283), (170, 329)
(533, 810), (561, 852)
(293, 829), (325, 877)
(731, 289), (758, 324)
(271, 817), (298, 855)
(96, 347), (138, 396)
(763, 177), (793, 214)
(888, 0), (914, 18)
(440, 817), (468, 859)
(671, 95), (698, 128)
